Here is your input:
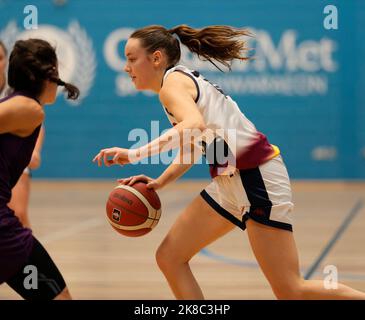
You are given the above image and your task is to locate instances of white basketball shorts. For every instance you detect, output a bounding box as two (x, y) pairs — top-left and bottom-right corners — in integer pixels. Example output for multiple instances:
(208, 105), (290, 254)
(200, 155), (294, 232)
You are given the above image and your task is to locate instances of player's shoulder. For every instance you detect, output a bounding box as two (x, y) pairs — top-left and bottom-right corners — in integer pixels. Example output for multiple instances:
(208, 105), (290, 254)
(0, 95), (44, 136)
(6, 95), (44, 120)
(165, 69), (193, 84)
(8, 95), (41, 109)
(160, 74), (197, 108)
(162, 67), (197, 95)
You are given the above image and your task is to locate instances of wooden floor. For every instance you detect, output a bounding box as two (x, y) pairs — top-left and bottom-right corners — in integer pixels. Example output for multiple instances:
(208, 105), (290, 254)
(1, 180), (364, 300)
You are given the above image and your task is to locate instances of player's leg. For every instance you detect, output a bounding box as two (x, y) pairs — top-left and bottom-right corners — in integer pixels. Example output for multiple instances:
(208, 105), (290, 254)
(8, 171), (31, 228)
(156, 195), (235, 299)
(6, 236), (71, 300)
(246, 219), (365, 299)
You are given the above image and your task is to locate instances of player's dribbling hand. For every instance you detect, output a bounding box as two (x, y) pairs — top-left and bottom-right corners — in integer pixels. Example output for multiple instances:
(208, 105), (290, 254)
(117, 174), (163, 190)
(93, 147), (135, 167)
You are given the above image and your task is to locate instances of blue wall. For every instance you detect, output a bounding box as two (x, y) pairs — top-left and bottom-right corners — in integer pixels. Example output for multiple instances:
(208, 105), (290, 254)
(0, 0), (364, 179)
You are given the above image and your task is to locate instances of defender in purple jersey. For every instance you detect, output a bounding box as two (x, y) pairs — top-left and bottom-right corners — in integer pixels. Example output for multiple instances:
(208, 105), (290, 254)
(1, 40), (46, 230)
(0, 39), (79, 300)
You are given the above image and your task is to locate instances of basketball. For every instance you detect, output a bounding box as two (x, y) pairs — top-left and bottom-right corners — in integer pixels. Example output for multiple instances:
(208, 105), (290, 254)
(106, 182), (162, 237)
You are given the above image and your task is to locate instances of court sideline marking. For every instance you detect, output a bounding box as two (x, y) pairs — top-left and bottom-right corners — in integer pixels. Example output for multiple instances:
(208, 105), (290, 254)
(304, 200), (363, 279)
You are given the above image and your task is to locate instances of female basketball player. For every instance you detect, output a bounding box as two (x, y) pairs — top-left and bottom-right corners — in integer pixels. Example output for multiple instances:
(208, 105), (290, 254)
(0, 38), (79, 299)
(0, 40), (45, 229)
(93, 25), (365, 300)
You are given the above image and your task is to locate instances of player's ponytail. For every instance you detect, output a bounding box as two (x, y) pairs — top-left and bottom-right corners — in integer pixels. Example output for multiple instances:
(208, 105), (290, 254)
(55, 78), (80, 100)
(130, 25), (251, 72)
(168, 25), (251, 71)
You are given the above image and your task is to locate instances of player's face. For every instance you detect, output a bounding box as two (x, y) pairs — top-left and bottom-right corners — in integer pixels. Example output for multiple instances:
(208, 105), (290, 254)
(0, 46), (7, 87)
(123, 38), (158, 91)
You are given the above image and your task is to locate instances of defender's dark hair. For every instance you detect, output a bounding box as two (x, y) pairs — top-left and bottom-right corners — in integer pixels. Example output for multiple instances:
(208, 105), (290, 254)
(8, 39), (79, 99)
(130, 24), (251, 71)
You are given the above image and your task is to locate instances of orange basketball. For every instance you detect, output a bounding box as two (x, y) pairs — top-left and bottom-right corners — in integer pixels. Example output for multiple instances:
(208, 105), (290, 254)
(106, 182), (162, 237)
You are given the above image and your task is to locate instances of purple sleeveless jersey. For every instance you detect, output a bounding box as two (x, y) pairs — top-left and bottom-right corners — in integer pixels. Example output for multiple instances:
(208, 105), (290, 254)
(0, 92), (41, 284)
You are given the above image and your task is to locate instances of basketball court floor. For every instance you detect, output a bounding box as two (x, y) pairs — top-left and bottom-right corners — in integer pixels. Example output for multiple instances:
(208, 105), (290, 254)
(1, 180), (364, 299)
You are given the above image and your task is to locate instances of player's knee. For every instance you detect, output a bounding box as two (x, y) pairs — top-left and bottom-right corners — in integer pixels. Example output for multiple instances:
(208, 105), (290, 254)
(155, 242), (183, 272)
(155, 244), (172, 271)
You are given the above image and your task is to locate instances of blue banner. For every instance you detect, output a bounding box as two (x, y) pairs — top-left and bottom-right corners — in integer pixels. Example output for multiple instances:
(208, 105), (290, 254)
(0, 0), (364, 179)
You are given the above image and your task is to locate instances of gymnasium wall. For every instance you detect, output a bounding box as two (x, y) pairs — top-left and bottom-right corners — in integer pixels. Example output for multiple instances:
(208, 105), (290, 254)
(1, 0), (364, 179)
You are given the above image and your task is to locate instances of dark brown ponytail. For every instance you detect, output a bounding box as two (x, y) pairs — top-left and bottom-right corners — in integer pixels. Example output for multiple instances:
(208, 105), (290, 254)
(54, 78), (80, 100)
(130, 25), (251, 71)
(168, 25), (251, 71)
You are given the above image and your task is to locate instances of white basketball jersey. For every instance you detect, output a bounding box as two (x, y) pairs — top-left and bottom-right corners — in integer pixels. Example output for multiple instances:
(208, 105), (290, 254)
(162, 65), (279, 177)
